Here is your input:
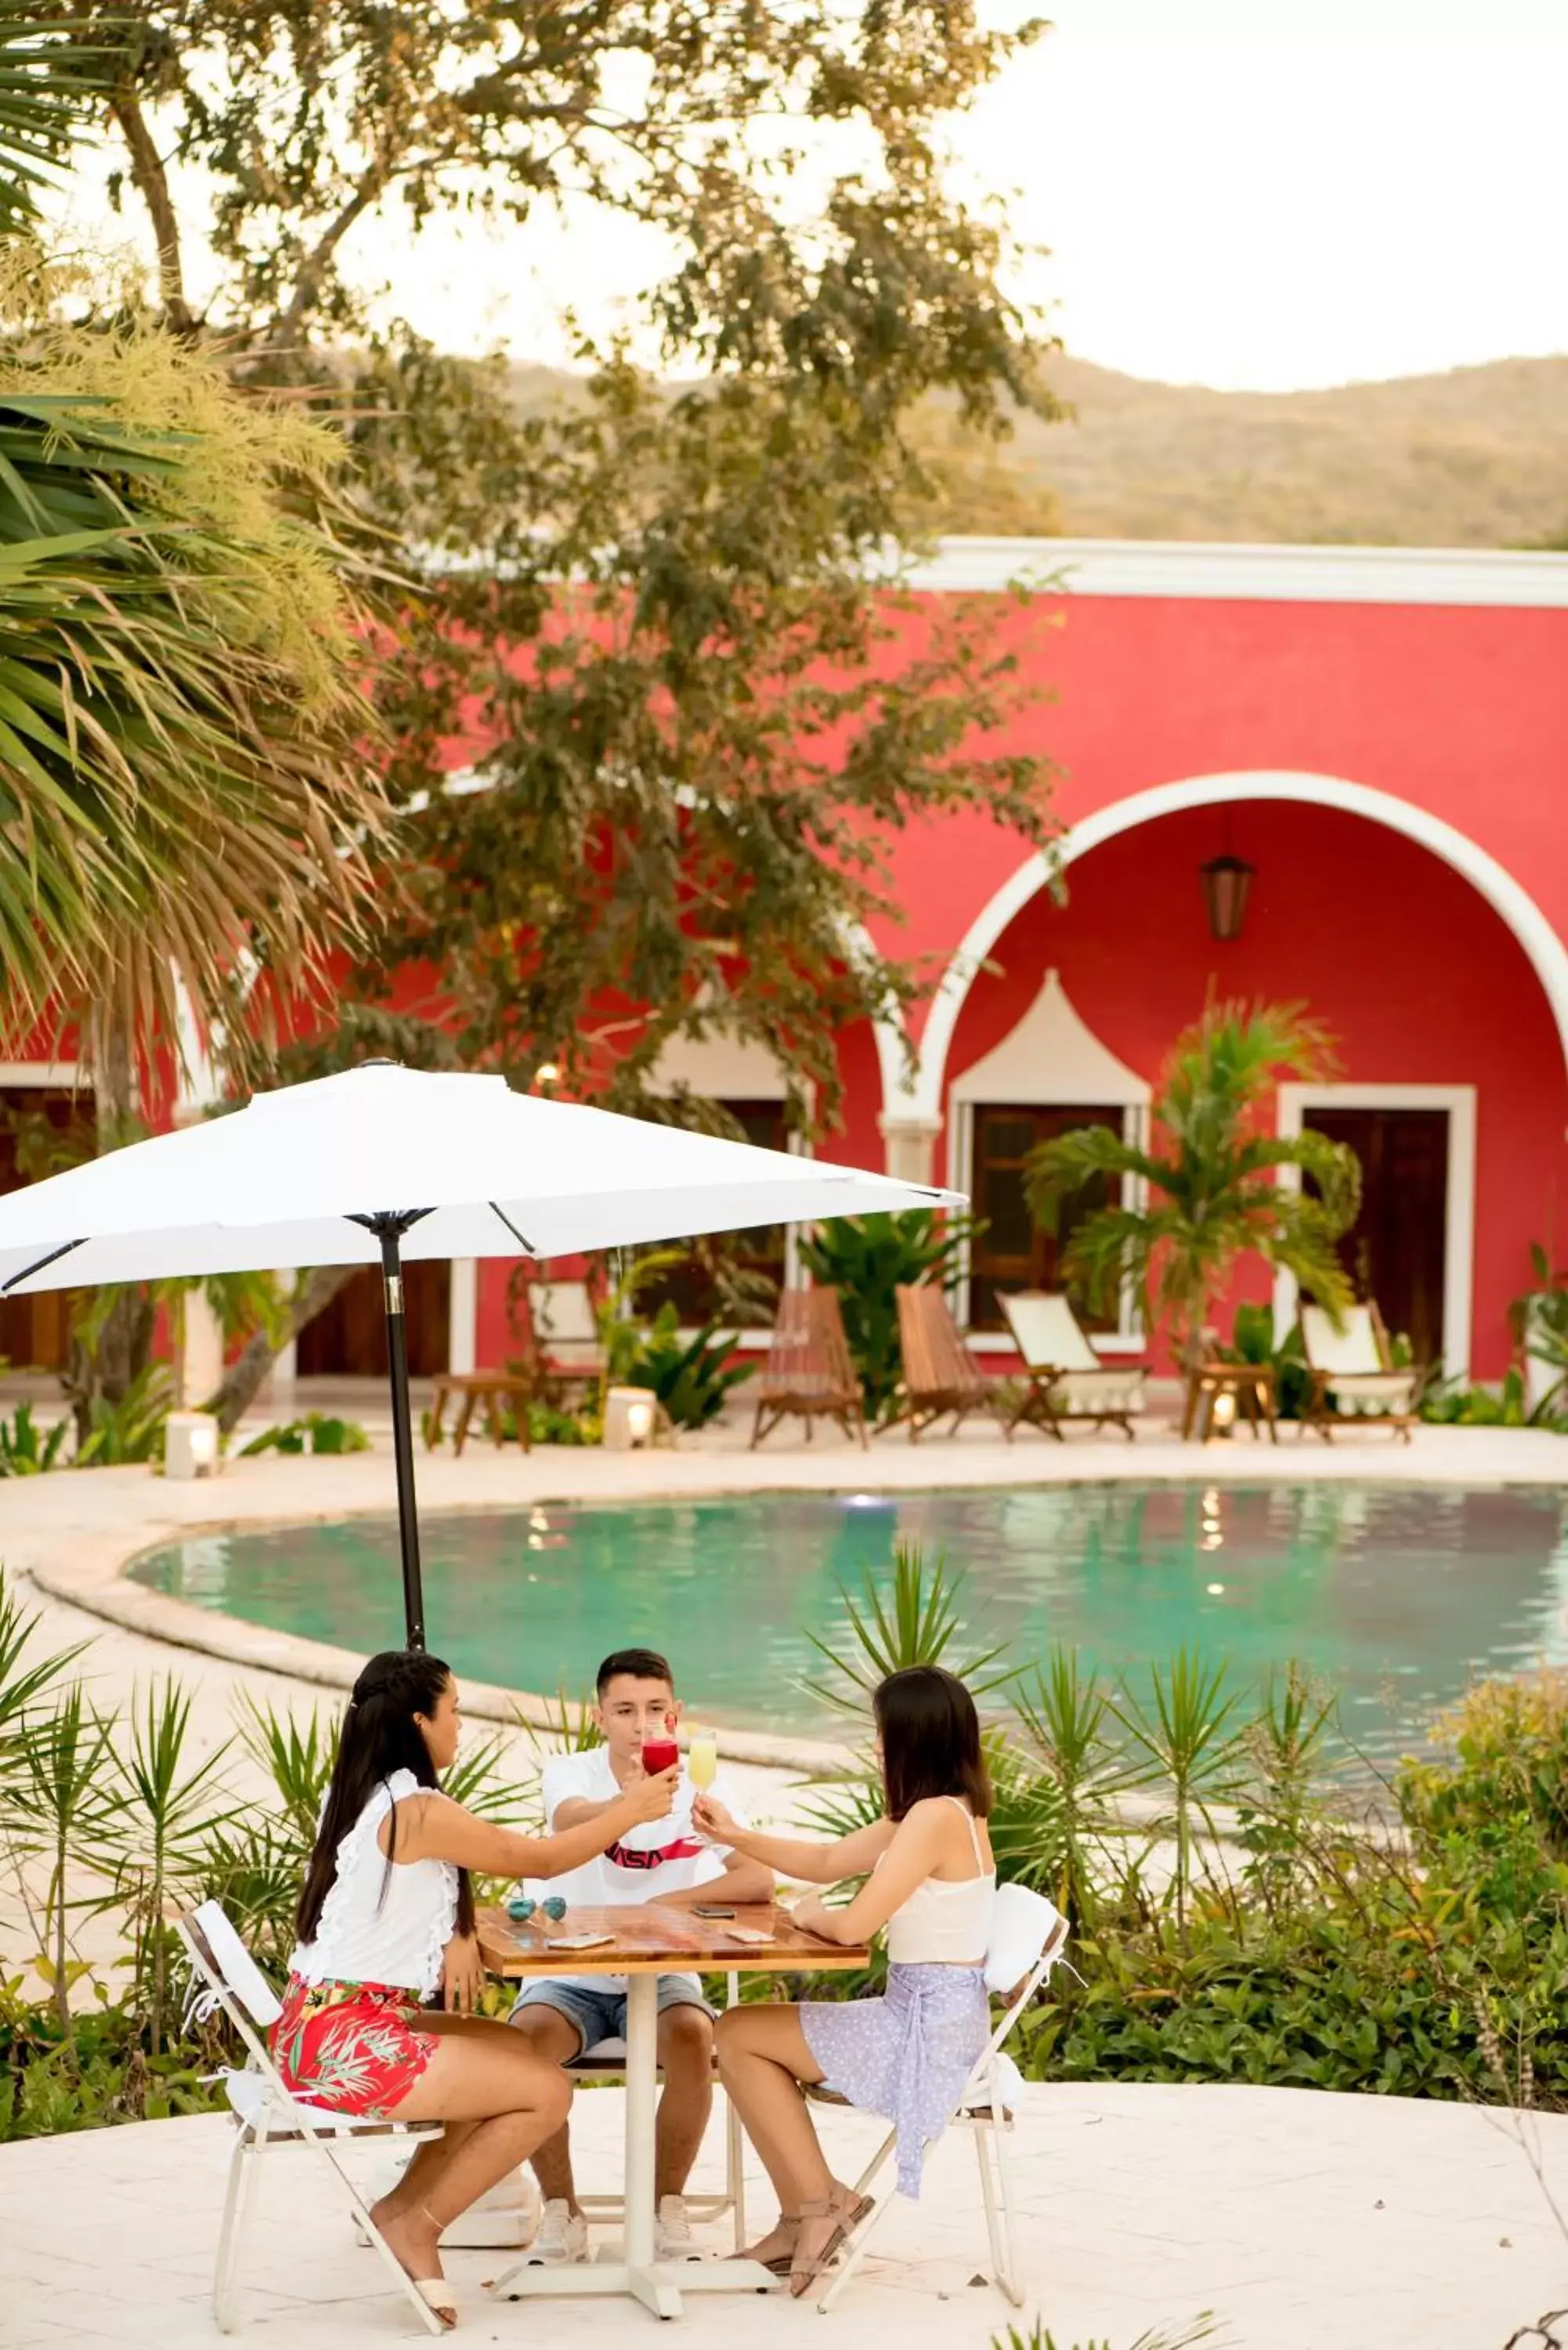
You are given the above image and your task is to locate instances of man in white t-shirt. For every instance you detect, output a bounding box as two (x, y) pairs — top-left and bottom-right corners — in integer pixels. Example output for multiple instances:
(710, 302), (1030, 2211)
(509, 1646), (773, 2266)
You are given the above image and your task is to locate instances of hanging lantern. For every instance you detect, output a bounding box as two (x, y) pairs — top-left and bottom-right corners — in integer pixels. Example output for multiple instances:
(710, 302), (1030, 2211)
(1200, 852), (1255, 942)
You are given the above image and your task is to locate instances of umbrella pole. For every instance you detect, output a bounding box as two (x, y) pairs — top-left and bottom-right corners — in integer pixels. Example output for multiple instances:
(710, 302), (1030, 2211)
(375, 1222), (427, 1651)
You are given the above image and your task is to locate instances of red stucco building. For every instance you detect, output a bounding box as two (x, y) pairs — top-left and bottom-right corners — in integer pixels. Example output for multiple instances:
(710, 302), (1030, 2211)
(4, 536), (1565, 1387)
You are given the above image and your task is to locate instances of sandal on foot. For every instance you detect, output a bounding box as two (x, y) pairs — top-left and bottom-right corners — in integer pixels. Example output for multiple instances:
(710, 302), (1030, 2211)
(787, 2184), (873, 2299)
(415, 2277), (457, 2330)
(743, 2214), (801, 2276)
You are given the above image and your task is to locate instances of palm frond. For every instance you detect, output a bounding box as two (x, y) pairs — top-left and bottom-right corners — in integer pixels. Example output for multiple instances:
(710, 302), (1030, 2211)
(0, 305), (388, 1064)
(0, 8), (117, 234)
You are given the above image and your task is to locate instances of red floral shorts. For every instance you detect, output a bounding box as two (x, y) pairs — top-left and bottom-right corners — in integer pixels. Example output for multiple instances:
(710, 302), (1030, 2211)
(271, 1974), (439, 2118)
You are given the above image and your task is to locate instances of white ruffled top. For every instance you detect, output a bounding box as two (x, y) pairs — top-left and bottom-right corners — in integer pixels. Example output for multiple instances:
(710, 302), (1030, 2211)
(289, 1768), (457, 1999)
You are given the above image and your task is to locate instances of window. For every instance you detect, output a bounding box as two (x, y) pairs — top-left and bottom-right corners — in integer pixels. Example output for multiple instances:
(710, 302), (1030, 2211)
(967, 1104), (1120, 1333)
(0, 1086), (89, 1370)
(638, 1099), (791, 1327)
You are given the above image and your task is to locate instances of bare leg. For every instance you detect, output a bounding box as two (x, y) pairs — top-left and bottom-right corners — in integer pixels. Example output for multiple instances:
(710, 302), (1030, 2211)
(367, 2018), (573, 2304)
(509, 2001), (584, 2211)
(715, 2004), (833, 2261)
(373, 2017), (505, 2223)
(654, 2002), (714, 2201)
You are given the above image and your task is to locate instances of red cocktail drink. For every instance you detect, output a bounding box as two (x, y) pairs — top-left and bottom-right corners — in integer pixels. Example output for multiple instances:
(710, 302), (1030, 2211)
(641, 1735), (680, 1776)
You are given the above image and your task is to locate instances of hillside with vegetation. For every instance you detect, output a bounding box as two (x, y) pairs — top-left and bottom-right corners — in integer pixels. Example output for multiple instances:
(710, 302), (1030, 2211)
(510, 352), (1568, 548)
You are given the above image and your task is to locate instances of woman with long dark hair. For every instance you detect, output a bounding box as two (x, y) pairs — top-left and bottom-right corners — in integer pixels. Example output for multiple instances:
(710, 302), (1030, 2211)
(693, 1664), (996, 2298)
(275, 1649), (677, 2328)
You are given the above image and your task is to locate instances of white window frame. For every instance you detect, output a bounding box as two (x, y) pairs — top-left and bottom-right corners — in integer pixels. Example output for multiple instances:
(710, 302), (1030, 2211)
(948, 1098), (1147, 1354)
(1273, 1082), (1476, 1383)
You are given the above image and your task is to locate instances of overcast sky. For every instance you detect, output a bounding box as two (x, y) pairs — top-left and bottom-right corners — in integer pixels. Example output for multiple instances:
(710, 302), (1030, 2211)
(64, 0), (1568, 392)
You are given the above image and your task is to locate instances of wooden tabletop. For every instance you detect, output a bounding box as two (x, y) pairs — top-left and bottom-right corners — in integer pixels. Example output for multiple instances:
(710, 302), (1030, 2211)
(477, 1901), (869, 1979)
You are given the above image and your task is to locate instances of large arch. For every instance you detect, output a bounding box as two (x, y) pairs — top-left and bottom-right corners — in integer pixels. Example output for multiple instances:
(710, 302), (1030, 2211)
(901, 770), (1568, 1123)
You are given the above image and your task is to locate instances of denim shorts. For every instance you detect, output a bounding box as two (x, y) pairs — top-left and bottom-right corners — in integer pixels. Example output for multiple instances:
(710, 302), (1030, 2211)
(509, 1972), (713, 2056)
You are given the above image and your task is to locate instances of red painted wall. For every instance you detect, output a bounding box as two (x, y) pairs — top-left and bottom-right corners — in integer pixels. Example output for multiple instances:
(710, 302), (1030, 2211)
(870, 595), (1568, 1036)
(942, 801), (1567, 1376)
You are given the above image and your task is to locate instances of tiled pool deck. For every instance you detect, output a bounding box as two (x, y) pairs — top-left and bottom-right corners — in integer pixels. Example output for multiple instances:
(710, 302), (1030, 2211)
(2, 1411), (1566, 2347)
(2, 2077), (1565, 2348)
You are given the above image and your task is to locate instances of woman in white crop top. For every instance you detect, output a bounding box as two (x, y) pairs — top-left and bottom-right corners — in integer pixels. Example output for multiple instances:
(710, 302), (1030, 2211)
(693, 1665), (996, 2296)
(276, 1648), (678, 2327)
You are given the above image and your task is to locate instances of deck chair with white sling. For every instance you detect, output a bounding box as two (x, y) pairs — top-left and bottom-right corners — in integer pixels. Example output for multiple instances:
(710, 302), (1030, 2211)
(807, 1884), (1073, 2311)
(1299, 1300), (1423, 1441)
(177, 1900), (449, 2337)
(1001, 1289), (1145, 1441)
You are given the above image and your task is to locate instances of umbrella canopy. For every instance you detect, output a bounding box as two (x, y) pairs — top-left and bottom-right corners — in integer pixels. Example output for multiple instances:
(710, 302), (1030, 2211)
(0, 1062), (965, 1643)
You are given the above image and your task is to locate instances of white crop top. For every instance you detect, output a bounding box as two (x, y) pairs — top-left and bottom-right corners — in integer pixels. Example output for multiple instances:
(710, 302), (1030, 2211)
(883, 1798), (997, 1967)
(290, 1769), (457, 1999)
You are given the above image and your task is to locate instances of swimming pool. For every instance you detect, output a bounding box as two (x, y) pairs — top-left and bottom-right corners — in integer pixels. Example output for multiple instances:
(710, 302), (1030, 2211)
(130, 1482), (1568, 1752)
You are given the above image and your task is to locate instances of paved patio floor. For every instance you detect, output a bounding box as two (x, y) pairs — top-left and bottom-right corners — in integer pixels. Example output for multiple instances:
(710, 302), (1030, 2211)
(2, 2079), (1565, 2350)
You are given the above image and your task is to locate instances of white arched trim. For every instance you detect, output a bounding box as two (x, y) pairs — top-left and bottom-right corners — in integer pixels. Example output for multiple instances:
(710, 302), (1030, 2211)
(904, 771), (1568, 1122)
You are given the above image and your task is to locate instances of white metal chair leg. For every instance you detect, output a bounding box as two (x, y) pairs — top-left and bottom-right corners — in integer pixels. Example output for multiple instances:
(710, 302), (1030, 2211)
(219, 2125), (270, 2334)
(213, 2135), (251, 2332)
(726, 2089), (746, 2254)
(974, 2127), (1009, 2299)
(817, 2187), (894, 2313)
(852, 2128), (894, 2198)
(991, 2120), (1025, 2307)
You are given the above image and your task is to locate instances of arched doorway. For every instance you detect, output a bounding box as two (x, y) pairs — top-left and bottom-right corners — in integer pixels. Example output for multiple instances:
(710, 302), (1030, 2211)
(927, 786), (1568, 1380)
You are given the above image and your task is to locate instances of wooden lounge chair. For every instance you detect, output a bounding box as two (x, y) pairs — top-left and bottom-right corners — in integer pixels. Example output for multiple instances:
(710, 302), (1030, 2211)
(750, 1286), (868, 1448)
(894, 1282), (1006, 1441)
(1000, 1290), (1146, 1441)
(1299, 1301), (1423, 1442)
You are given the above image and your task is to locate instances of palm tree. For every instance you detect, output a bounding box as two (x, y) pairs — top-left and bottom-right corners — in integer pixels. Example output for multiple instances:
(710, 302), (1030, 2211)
(0, 9), (388, 1414)
(1024, 1000), (1360, 1374)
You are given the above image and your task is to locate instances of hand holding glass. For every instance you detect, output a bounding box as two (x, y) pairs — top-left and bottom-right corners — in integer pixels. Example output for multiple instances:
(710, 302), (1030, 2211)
(693, 1791), (737, 1842)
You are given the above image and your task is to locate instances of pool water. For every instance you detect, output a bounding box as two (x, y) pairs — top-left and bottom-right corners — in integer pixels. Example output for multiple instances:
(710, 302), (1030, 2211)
(131, 1483), (1568, 1753)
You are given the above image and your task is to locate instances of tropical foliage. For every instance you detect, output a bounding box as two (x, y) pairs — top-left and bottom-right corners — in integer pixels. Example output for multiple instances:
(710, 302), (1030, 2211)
(1025, 1003), (1360, 1372)
(627, 1313), (754, 1432)
(238, 1414), (371, 1459)
(16, 0), (1067, 1404)
(0, 1567), (533, 2129)
(1212, 1300), (1313, 1419)
(0, 286), (385, 1071)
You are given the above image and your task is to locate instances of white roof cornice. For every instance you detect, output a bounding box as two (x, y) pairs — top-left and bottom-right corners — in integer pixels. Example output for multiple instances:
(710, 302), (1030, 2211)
(908, 537), (1568, 609)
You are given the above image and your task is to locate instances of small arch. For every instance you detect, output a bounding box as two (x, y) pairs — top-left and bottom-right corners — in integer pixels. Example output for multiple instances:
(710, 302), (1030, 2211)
(909, 770), (1568, 1121)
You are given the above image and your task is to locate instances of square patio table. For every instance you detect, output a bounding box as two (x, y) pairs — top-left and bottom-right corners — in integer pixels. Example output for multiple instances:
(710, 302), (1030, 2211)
(478, 1900), (869, 2320)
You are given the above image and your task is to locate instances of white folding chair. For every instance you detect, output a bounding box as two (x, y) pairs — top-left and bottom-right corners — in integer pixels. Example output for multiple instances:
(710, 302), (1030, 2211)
(177, 1901), (446, 2337)
(811, 1885), (1072, 2312)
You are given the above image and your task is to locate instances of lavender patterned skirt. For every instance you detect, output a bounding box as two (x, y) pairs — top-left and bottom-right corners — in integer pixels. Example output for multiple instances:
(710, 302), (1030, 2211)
(800, 1962), (990, 2199)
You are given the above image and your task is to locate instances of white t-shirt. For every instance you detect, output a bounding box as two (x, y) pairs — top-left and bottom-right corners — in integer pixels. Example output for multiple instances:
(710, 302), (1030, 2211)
(523, 1745), (752, 1996)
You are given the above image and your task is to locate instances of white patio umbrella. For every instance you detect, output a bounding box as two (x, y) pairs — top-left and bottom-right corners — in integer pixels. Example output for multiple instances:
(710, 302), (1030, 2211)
(0, 1061), (963, 1647)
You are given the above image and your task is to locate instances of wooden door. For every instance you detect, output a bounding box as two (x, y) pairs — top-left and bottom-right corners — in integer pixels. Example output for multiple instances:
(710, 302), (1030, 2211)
(0, 1087), (90, 1369)
(1306, 1106), (1448, 1366)
(968, 1104), (1119, 1332)
(295, 1259), (453, 1378)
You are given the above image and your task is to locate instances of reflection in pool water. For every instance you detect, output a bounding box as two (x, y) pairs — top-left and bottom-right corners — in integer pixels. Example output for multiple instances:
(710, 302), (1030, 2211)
(132, 1483), (1568, 1752)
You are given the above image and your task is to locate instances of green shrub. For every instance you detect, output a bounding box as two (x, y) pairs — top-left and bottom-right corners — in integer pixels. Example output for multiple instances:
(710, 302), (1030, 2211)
(239, 1412), (371, 1456)
(630, 1308), (754, 1429)
(74, 1366), (172, 1466)
(0, 1978), (224, 2140)
(0, 1402), (68, 1476)
(1215, 1302), (1311, 1419)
